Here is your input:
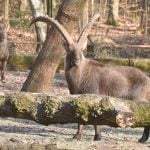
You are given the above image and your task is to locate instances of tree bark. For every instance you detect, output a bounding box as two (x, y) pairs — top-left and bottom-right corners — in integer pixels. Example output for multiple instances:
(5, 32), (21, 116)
(106, 0), (119, 26)
(22, 0), (88, 93)
(79, 0), (88, 32)
(47, 0), (53, 17)
(0, 92), (150, 128)
(4, 0), (9, 27)
(28, 0), (47, 53)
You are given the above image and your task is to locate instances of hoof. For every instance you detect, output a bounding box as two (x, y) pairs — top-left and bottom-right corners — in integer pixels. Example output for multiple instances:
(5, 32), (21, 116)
(138, 127), (149, 143)
(73, 134), (82, 140)
(94, 134), (101, 141)
(138, 137), (148, 143)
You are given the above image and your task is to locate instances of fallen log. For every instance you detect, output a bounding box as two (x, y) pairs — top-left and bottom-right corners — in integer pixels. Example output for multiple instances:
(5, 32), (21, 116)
(0, 92), (149, 128)
(0, 143), (59, 150)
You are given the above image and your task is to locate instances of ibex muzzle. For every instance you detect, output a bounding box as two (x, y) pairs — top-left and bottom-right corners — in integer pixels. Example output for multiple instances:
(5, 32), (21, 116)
(31, 15), (150, 143)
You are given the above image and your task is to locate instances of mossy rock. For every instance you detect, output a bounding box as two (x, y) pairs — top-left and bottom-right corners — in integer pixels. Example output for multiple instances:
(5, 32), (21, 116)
(97, 58), (130, 66)
(7, 55), (150, 74)
(57, 58), (65, 70)
(8, 55), (37, 71)
(97, 58), (150, 73)
(130, 59), (150, 73)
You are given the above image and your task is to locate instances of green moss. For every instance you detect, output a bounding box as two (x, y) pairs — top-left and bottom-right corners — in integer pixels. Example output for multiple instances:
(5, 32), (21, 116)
(0, 95), (5, 105)
(106, 18), (119, 26)
(98, 58), (130, 66)
(45, 96), (61, 118)
(8, 55), (37, 71)
(90, 103), (102, 117)
(131, 103), (150, 127)
(57, 58), (64, 70)
(72, 98), (90, 122)
(100, 97), (113, 111)
(136, 26), (144, 35)
(11, 95), (33, 112)
(130, 59), (150, 72)
(7, 55), (150, 74)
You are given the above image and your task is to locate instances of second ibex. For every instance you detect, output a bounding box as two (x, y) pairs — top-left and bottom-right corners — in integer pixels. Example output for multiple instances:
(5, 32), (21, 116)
(0, 19), (9, 82)
(31, 14), (150, 143)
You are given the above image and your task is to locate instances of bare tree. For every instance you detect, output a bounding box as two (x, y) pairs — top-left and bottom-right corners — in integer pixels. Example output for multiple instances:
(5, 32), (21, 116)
(4, 0), (9, 27)
(106, 0), (119, 26)
(21, 0), (88, 93)
(28, 0), (47, 53)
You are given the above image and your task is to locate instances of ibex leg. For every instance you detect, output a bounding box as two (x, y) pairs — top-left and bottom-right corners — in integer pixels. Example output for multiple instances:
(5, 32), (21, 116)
(138, 127), (150, 143)
(1, 60), (6, 81)
(93, 125), (101, 141)
(73, 124), (84, 140)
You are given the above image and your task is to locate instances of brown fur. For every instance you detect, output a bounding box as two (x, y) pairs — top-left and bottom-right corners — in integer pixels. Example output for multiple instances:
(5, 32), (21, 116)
(65, 56), (150, 102)
(0, 19), (9, 81)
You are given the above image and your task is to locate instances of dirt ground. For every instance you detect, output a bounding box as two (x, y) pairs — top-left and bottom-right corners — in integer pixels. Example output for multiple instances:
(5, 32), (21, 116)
(0, 70), (149, 150)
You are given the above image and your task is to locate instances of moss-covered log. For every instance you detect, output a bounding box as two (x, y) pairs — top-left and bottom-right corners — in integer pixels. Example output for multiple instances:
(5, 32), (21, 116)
(8, 55), (37, 71)
(99, 58), (150, 73)
(0, 92), (150, 128)
(0, 143), (59, 150)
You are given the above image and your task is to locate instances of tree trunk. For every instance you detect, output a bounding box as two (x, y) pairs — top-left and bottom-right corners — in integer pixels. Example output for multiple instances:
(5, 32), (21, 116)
(144, 0), (148, 36)
(91, 0), (94, 16)
(0, 92), (150, 128)
(21, 0), (88, 93)
(79, 0), (89, 49)
(146, 0), (150, 35)
(28, 0), (47, 53)
(106, 0), (119, 26)
(47, 0), (53, 17)
(79, 0), (88, 32)
(4, 0), (9, 27)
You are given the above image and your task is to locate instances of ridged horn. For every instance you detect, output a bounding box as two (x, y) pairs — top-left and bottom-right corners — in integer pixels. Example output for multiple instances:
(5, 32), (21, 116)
(77, 14), (100, 49)
(30, 16), (74, 45)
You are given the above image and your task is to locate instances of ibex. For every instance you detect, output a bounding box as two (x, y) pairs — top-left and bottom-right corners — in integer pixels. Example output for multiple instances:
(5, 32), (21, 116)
(0, 19), (9, 82)
(31, 15), (150, 143)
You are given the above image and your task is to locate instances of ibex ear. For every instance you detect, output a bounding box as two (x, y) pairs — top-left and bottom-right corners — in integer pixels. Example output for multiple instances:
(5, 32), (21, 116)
(77, 14), (100, 50)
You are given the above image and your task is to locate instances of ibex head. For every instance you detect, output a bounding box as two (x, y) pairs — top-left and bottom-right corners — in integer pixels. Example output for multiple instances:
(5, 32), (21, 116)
(30, 14), (100, 67)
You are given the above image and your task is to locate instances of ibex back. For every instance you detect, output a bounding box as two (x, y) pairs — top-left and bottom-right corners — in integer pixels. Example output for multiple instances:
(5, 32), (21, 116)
(31, 15), (150, 143)
(0, 19), (9, 82)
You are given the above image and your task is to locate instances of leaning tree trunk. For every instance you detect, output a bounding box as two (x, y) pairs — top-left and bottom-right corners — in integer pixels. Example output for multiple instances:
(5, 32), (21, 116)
(21, 0), (88, 93)
(0, 92), (150, 128)
(28, 0), (47, 53)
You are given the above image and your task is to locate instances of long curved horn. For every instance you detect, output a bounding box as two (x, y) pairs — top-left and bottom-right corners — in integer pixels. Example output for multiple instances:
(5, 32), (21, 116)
(77, 14), (100, 49)
(30, 16), (74, 45)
